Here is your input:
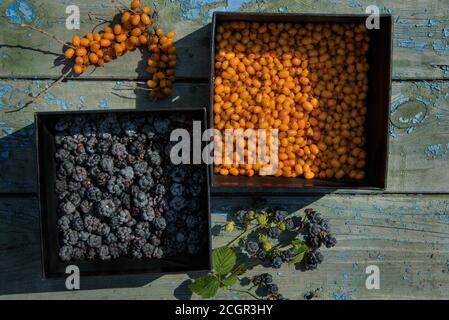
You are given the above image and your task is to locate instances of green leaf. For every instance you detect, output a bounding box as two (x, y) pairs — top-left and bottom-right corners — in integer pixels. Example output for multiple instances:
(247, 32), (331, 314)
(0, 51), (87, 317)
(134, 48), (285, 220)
(292, 242), (309, 264)
(189, 274), (220, 299)
(292, 251), (306, 264)
(221, 275), (238, 288)
(213, 246), (236, 275)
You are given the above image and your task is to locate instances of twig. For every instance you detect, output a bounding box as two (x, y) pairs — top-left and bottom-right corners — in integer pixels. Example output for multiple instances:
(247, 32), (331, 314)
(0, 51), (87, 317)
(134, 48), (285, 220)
(113, 87), (152, 91)
(226, 224), (263, 248)
(227, 288), (261, 300)
(117, 0), (139, 14)
(19, 23), (76, 49)
(6, 68), (72, 113)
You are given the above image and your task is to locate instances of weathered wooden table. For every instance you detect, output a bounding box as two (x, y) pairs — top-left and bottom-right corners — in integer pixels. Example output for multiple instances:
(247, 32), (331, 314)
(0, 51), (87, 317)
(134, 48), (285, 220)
(1, 0), (448, 300)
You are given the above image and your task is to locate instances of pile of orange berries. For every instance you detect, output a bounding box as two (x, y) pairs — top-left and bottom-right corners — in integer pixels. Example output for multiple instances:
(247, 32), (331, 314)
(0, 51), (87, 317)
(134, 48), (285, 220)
(63, 0), (176, 99)
(213, 21), (369, 180)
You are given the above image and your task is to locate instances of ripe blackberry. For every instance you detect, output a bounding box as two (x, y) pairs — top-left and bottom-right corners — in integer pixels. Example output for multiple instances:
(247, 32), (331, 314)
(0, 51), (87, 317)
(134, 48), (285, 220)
(55, 148), (71, 162)
(256, 249), (267, 261)
(133, 191), (149, 208)
(252, 273), (273, 286)
(85, 137), (98, 154)
(58, 215), (71, 231)
(117, 226), (133, 242)
(86, 247), (97, 260)
(111, 142), (127, 160)
(133, 161), (149, 177)
(129, 140), (145, 157)
(96, 223), (111, 236)
(104, 233), (118, 245)
(108, 243), (120, 259)
(246, 241), (259, 255)
(67, 193), (81, 207)
(152, 247), (164, 259)
(59, 245), (73, 261)
(71, 216), (85, 232)
(98, 245), (111, 260)
(122, 120), (138, 137)
(185, 215), (198, 229)
(71, 247), (86, 261)
(147, 150), (161, 166)
(59, 201), (76, 215)
(78, 231), (90, 242)
(141, 206), (155, 222)
(152, 166), (163, 179)
(324, 235), (337, 248)
(149, 234), (161, 246)
(170, 196), (187, 211)
(267, 283), (279, 295)
(86, 187), (102, 202)
(72, 166), (88, 182)
(57, 161), (75, 177)
(284, 218), (296, 231)
(302, 249), (323, 271)
(135, 222), (151, 239)
(142, 243), (155, 258)
(120, 166), (134, 180)
(271, 256), (283, 269)
(96, 140), (111, 154)
(100, 156), (114, 173)
(79, 200), (93, 214)
(107, 177), (125, 196)
(55, 179), (68, 195)
(268, 227), (281, 239)
(155, 184), (166, 197)
(87, 234), (102, 248)
(62, 229), (79, 246)
(84, 215), (101, 233)
(153, 216), (167, 231)
(96, 199), (116, 218)
(118, 209), (132, 224)
(170, 167), (186, 182)
(280, 248), (294, 262)
(153, 118), (170, 134)
(274, 210), (288, 222)
(234, 210), (248, 223)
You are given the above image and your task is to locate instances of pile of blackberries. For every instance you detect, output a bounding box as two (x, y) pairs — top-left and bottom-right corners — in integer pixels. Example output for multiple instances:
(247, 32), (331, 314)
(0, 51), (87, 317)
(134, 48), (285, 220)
(251, 273), (286, 300)
(53, 113), (207, 262)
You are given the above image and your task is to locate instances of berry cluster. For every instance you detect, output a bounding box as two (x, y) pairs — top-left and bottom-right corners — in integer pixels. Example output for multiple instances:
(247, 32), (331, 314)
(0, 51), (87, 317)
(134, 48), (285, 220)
(64, 0), (176, 99)
(54, 113), (207, 262)
(251, 273), (286, 300)
(226, 207), (336, 271)
(300, 208), (337, 270)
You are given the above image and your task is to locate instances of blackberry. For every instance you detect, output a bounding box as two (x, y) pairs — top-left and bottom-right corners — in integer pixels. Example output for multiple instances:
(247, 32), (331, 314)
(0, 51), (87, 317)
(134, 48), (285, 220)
(185, 215), (197, 229)
(152, 166), (163, 179)
(60, 201), (76, 215)
(256, 249), (267, 261)
(266, 283), (279, 295)
(153, 118), (170, 134)
(111, 142), (127, 160)
(135, 222), (151, 239)
(246, 241), (259, 255)
(274, 210), (288, 222)
(97, 199), (116, 218)
(284, 218), (296, 231)
(155, 184), (166, 197)
(142, 243), (155, 258)
(129, 140), (145, 157)
(234, 210), (248, 223)
(59, 245), (73, 261)
(118, 209), (132, 224)
(63, 229), (79, 246)
(67, 181), (81, 192)
(153, 216), (167, 231)
(133, 192), (149, 208)
(302, 249), (323, 271)
(271, 256), (283, 269)
(67, 193), (81, 207)
(84, 215), (101, 233)
(57, 191), (69, 201)
(57, 215), (71, 231)
(86, 247), (97, 260)
(86, 187), (102, 202)
(117, 242), (130, 255)
(58, 161), (75, 177)
(122, 120), (138, 137)
(96, 223), (111, 236)
(280, 248), (294, 262)
(120, 166), (134, 180)
(147, 150), (161, 166)
(87, 234), (102, 248)
(71, 247), (86, 261)
(98, 245), (111, 260)
(109, 243), (120, 259)
(96, 140), (111, 154)
(85, 137), (98, 154)
(75, 153), (88, 165)
(324, 235), (337, 248)
(187, 184), (201, 197)
(72, 166), (88, 182)
(268, 227), (281, 239)
(133, 161), (149, 177)
(152, 247), (164, 259)
(104, 233), (118, 245)
(176, 232), (186, 242)
(117, 226), (133, 242)
(252, 273), (273, 286)
(71, 216), (85, 231)
(141, 206), (155, 222)
(107, 177), (125, 196)
(55, 148), (71, 162)
(79, 200), (93, 214)
(100, 156), (114, 173)
(78, 231), (90, 242)
(149, 234), (161, 246)
(55, 118), (71, 132)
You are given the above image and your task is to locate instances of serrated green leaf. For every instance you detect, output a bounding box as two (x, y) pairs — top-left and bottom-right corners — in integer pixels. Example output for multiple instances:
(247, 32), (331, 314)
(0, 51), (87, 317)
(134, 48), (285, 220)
(213, 246), (236, 275)
(292, 251), (306, 264)
(291, 239), (305, 248)
(221, 275), (238, 287)
(189, 274), (220, 299)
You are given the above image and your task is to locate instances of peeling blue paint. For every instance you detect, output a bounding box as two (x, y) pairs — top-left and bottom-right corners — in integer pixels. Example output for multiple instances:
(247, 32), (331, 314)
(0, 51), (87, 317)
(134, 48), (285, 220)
(424, 143), (447, 159)
(416, 96), (430, 107)
(179, 0), (221, 20)
(0, 83), (13, 110)
(443, 28), (449, 38)
(432, 41), (449, 53)
(334, 291), (350, 300)
(396, 39), (428, 51)
(98, 98), (109, 109)
(5, 0), (34, 24)
(44, 95), (70, 110)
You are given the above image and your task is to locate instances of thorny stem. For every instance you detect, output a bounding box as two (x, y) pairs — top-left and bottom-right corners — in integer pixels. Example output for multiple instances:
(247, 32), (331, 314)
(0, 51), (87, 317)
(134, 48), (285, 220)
(226, 224), (263, 248)
(19, 23), (76, 49)
(6, 68), (72, 113)
(227, 288), (261, 300)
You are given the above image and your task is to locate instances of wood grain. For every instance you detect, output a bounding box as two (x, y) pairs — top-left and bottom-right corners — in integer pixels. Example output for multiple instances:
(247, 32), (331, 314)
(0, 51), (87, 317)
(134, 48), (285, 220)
(0, 195), (448, 300)
(0, 0), (448, 80)
(1, 80), (449, 193)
